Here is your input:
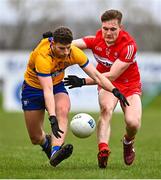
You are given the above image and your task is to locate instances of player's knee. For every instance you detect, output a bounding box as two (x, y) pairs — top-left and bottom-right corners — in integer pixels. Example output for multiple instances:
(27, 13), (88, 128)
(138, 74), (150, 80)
(126, 116), (141, 130)
(56, 106), (70, 118)
(100, 104), (113, 117)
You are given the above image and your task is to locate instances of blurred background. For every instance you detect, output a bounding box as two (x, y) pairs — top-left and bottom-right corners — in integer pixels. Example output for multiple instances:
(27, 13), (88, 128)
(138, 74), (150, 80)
(0, 0), (161, 112)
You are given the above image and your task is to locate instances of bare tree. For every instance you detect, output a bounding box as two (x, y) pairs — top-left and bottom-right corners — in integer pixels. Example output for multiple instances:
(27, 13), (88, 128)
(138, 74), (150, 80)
(4, 0), (66, 49)
(0, 0), (160, 51)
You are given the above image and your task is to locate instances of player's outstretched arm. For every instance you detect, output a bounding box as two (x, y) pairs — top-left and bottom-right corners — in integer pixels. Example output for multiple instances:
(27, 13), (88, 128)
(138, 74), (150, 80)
(103, 59), (131, 81)
(84, 63), (129, 106)
(64, 63), (129, 106)
(38, 76), (64, 138)
(64, 75), (129, 106)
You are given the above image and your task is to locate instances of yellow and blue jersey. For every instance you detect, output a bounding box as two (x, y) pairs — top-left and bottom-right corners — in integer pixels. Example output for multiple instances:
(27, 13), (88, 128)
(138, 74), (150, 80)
(24, 37), (89, 89)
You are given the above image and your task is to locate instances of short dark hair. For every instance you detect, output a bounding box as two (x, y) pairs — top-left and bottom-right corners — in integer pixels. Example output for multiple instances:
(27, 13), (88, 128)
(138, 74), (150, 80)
(53, 26), (73, 44)
(101, 9), (122, 24)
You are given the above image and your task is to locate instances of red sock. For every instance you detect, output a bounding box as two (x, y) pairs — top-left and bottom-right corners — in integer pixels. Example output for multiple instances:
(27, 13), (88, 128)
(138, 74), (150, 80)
(98, 143), (109, 151)
(124, 134), (135, 142)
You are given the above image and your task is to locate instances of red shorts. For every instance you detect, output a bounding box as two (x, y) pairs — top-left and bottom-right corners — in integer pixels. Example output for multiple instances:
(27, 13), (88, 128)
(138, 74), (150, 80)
(98, 81), (142, 97)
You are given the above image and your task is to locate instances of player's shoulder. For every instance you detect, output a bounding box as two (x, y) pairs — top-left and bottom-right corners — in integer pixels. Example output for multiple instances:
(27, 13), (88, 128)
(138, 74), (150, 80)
(71, 44), (84, 52)
(34, 38), (49, 52)
(71, 45), (86, 56)
(70, 45), (88, 64)
(120, 30), (136, 45)
(87, 29), (104, 46)
(30, 38), (51, 63)
(95, 29), (103, 39)
(34, 38), (51, 57)
(117, 30), (137, 53)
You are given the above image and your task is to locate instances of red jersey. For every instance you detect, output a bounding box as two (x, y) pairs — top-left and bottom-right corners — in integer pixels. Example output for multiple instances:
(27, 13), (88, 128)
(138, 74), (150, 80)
(83, 29), (142, 96)
(83, 29), (141, 83)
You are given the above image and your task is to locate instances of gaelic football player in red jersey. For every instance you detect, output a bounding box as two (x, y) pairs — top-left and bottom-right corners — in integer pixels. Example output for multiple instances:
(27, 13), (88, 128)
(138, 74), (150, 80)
(64, 9), (142, 168)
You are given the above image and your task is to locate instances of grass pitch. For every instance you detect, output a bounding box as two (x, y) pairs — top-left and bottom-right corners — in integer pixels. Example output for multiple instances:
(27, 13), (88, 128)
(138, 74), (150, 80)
(0, 98), (161, 179)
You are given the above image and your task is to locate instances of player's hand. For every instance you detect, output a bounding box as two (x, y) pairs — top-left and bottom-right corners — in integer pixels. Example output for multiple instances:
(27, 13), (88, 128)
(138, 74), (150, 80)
(49, 116), (64, 138)
(64, 75), (86, 89)
(112, 88), (130, 107)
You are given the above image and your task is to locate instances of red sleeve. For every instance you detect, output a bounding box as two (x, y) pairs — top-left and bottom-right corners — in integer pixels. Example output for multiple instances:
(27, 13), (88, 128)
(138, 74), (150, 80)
(83, 36), (95, 49)
(119, 44), (137, 63)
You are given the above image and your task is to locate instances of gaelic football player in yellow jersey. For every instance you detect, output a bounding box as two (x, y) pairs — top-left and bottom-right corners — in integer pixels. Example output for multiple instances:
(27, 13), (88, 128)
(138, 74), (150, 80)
(21, 26), (129, 167)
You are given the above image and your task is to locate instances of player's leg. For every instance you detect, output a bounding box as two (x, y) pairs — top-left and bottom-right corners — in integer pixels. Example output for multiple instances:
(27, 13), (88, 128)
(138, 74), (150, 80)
(24, 110), (45, 145)
(21, 81), (51, 159)
(24, 110), (51, 159)
(121, 94), (142, 165)
(49, 82), (73, 167)
(50, 93), (73, 167)
(97, 89), (118, 168)
(53, 92), (70, 145)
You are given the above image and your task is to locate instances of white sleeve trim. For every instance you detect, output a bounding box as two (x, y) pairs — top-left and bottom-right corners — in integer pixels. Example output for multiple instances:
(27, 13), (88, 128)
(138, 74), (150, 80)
(125, 45), (134, 60)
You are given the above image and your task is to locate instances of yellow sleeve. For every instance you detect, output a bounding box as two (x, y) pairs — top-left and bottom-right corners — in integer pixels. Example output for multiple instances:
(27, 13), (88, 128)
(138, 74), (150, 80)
(72, 46), (89, 68)
(35, 55), (52, 76)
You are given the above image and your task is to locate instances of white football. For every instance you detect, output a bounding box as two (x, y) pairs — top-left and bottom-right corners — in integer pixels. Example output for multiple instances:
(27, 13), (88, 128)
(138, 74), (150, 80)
(70, 113), (96, 138)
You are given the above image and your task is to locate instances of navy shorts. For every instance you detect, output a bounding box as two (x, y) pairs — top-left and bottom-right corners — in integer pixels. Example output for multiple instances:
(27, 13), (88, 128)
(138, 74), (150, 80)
(21, 81), (68, 110)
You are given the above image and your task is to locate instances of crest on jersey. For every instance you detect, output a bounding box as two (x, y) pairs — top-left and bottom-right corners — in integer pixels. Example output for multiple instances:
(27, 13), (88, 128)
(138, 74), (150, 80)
(114, 52), (119, 58)
(106, 48), (111, 56)
(95, 46), (102, 51)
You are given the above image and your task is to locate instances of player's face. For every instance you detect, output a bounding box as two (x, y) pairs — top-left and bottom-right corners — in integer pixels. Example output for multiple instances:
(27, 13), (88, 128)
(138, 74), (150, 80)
(52, 42), (71, 58)
(101, 19), (121, 45)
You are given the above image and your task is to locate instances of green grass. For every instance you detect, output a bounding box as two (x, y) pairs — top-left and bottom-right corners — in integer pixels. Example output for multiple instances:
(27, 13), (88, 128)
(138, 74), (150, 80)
(0, 101), (161, 178)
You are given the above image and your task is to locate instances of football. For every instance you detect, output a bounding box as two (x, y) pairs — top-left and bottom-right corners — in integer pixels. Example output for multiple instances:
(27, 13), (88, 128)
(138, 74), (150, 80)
(70, 113), (96, 138)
